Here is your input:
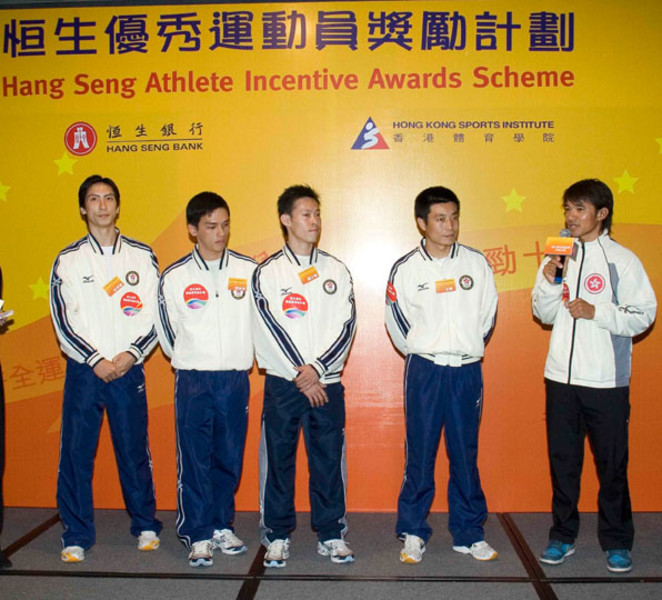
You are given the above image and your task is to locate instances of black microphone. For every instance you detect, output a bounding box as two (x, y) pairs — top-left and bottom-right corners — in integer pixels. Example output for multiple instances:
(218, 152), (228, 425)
(553, 228), (571, 284)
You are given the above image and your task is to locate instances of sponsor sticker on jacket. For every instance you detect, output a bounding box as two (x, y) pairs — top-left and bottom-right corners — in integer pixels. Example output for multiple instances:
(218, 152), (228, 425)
(435, 279), (456, 293)
(184, 284), (209, 309)
(103, 276), (124, 296)
(120, 292), (142, 316)
(282, 293), (308, 319)
(228, 277), (247, 299)
(584, 273), (606, 294)
(298, 266), (319, 284)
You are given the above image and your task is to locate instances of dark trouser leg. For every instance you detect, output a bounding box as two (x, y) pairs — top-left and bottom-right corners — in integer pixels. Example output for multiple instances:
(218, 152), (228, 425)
(581, 386), (633, 550)
(546, 379), (584, 544)
(396, 355), (445, 543)
(303, 382), (347, 542)
(212, 371), (249, 532)
(444, 362), (487, 547)
(105, 364), (161, 538)
(57, 360), (104, 549)
(259, 375), (305, 545)
(174, 370), (215, 547)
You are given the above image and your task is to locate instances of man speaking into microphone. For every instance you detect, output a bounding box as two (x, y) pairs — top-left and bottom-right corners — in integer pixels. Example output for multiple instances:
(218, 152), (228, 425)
(532, 179), (656, 573)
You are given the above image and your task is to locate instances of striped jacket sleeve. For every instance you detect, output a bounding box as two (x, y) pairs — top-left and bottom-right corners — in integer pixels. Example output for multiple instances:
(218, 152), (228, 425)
(49, 250), (103, 367)
(310, 264), (356, 378)
(125, 247), (159, 362)
(384, 260), (410, 356)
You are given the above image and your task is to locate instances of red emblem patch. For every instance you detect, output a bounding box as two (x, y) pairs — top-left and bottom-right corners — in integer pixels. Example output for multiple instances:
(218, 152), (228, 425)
(584, 273), (606, 294)
(386, 282), (397, 303)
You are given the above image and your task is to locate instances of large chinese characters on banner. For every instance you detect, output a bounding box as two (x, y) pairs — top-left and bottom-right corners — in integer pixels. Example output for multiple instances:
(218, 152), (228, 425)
(0, 1), (660, 511)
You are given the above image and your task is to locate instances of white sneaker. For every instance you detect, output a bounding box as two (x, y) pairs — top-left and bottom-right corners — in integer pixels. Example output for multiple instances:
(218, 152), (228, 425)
(61, 545), (85, 563)
(213, 528), (247, 555)
(138, 530), (160, 551)
(400, 534), (425, 564)
(318, 538), (355, 564)
(453, 540), (498, 561)
(263, 538), (290, 568)
(188, 540), (213, 567)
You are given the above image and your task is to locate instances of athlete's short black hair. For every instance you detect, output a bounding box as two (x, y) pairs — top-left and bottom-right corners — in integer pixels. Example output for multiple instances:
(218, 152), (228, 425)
(277, 184), (320, 238)
(415, 186), (460, 222)
(563, 178), (613, 235)
(186, 191), (230, 227)
(78, 175), (120, 209)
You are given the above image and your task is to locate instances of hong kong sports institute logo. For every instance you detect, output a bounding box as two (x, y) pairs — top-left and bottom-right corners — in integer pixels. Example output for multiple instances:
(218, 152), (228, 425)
(64, 122), (97, 156)
(351, 117), (389, 150)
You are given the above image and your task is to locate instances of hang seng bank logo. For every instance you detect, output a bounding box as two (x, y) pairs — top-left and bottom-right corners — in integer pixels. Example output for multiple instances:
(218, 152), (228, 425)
(64, 122), (97, 156)
(351, 117), (389, 150)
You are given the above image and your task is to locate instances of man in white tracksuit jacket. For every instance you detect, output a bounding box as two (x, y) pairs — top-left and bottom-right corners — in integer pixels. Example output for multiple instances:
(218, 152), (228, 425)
(251, 185), (357, 568)
(532, 178), (656, 573)
(50, 175), (161, 563)
(157, 192), (256, 568)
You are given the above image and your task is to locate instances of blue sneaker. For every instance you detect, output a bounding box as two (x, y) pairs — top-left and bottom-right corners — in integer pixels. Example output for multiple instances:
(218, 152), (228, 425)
(606, 549), (632, 573)
(539, 539), (576, 565)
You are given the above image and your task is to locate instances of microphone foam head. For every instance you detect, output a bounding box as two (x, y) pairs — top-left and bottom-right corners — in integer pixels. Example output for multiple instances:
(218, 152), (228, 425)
(560, 228), (571, 237)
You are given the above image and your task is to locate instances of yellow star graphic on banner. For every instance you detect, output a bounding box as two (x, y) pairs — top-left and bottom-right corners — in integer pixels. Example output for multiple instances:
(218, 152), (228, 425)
(0, 180), (10, 201)
(614, 170), (638, 193)
(502, 189), (526, 212)
(656, 138), (662, 153)
(54, 152), (77, 175)
(29, 277), (49, 300)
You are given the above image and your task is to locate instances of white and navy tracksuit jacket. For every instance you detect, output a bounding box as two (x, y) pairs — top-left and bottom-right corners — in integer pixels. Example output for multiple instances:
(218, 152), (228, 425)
(49, 230), (161, 549)
(252, 244), (356, 544)
(157, 246), (256, 547)
(385, 240), (498, 546)
(532, 232), (656, 388)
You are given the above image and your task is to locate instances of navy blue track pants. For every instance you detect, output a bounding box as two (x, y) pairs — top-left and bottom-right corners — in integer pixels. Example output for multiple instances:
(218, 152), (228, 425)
(174, 369), (249, 548)
(396, 354), (487, 546)
(57, 359), (161, 549)
(259, 375), (348, 545)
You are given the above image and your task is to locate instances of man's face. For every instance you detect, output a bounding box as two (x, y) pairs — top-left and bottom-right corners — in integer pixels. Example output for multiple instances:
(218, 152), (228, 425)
(188, 207), (230, 260)
(417, 202), (459, 257)
(80, 182), (119, 229)
(281, 197), (321, 248)
(564, 198), (607, 242)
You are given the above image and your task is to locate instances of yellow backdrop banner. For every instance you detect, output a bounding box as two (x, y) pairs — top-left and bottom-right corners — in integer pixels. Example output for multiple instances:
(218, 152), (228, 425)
(0, 1), (660, 512)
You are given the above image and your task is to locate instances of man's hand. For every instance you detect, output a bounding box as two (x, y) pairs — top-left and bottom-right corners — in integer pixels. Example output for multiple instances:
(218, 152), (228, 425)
(542, 256), (564, 284)
(112, 352), (137, 378)
(565, 298), (595, 320)
(302, 382), (329, 408)
(294, 364), (322, 393)
(93, 359), (119, 382)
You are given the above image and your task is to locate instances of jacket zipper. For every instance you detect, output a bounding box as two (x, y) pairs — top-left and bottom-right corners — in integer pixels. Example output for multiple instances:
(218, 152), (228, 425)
(566, 241), (585, 384)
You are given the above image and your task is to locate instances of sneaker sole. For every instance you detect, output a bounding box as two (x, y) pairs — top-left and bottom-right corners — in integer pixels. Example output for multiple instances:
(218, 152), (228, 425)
(452, 546), (498, 561)
(263, 559), (287, 568)
(216, 545), (247, 555)
(317, 545), (355, 564)
(400, 553), (422, 564)
(539, 547), (575, 565)
(189, 557), (213, 567)
(607, 564), (632, 573)
(138, 541), (160, 551)
(61, 554), (84, 563)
